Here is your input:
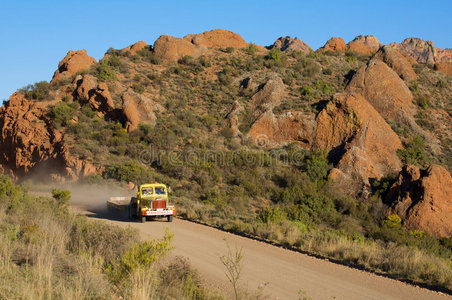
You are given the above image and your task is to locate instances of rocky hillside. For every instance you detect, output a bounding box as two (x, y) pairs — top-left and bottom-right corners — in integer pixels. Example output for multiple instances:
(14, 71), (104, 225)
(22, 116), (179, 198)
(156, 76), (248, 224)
(0, 29), (451, 239)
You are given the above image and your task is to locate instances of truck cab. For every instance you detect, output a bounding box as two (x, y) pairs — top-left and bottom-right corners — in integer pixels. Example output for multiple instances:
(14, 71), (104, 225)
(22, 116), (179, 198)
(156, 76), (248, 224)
(129, 182), (176, 222)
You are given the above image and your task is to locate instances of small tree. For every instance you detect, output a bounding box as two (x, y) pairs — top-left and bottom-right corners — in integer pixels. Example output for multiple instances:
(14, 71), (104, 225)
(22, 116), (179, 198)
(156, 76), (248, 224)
(220, 240), (244, 300)
(397, 136), (427, 167)
(267, 48), (282, 63)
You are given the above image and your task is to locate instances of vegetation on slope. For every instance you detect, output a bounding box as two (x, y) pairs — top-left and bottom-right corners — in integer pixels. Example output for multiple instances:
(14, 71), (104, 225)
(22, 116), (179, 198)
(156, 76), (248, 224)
(17, 45), (452, 292)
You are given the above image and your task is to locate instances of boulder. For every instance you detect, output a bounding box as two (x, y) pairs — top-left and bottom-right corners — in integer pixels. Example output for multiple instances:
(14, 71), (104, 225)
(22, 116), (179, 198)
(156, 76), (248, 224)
(153, 29), (247, 62)
(346, 59), (416, 124)
(317, 37), (346, 53)
(387, 164), (452, 238)
(75, 75), (114, 113)
(373, 45), (417, 82)
(153, 35), (198, 62)
(314, 92), (403, 194)
(249, 111), (311, 147)
(51, 50), (97, 83)
(186, 29), (247, 49)
(270, 36), (312, 54)
(434, 61), (452, 76)
(246, 74), (313, 146)
(347, 35), (381, 55)
(251, 74), (286, 119)
(121, 41), (148, 55)
(122, 91), (164, 131)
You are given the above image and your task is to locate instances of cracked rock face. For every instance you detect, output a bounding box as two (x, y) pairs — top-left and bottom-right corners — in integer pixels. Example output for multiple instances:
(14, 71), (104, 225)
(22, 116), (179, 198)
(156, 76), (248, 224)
(387, 164), (452, 238)
(315, 92), (402, 196)
(0, 92), (98, 180)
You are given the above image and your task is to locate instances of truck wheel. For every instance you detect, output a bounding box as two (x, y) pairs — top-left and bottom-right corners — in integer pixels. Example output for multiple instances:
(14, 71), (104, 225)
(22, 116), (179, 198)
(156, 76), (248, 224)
(128, 205), (132, 219)
(140, 216), (146, 223)
(167, 215), (173, 222)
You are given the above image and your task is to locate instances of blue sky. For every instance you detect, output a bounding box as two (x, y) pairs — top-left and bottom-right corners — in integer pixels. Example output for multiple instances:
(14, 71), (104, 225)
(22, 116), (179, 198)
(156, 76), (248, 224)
(0, 0), (451, 102)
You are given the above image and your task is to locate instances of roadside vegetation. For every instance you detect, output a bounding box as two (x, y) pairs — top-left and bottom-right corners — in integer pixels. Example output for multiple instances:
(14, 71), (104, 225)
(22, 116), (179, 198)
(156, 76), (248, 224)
(0, 175), (219, 299)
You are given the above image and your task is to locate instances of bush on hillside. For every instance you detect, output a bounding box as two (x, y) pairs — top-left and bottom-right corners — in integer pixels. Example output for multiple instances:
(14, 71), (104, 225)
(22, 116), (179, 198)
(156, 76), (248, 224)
(397, 136), (427, 167)
(19, 81), (51, 100)
(50, 102), (78, 128)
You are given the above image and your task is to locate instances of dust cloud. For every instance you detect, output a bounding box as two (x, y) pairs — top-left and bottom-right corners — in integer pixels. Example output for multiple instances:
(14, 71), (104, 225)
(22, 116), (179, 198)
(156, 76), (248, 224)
(28, 179), (133, 219)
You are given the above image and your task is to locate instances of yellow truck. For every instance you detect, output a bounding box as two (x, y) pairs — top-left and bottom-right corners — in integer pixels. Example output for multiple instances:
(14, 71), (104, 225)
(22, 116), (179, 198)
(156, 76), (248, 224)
(107, 182), (176, 222)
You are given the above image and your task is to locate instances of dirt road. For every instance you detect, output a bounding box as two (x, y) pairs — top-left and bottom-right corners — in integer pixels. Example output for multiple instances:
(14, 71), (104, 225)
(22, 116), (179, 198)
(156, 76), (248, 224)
(62, 184), (450, 300)
(76, 214), (449, 299)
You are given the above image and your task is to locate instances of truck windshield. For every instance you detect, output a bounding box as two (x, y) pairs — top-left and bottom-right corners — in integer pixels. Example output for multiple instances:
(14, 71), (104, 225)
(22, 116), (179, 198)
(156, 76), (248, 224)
(155, 187), (166, 195)
(141, 188), (153, 196)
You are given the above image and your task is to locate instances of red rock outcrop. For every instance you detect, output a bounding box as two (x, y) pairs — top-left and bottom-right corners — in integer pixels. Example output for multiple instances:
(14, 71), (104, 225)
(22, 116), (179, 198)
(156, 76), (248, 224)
(121, 41), (148, 55)
(434, 61), (452, 76)
(246, 74), (312, 146)
(186, 29), (247, 49)
(153, 29), (247, 62)
(390, 38), (452, 64)
(153, 35), (198, 62)
(317, 37), (346, 53)
(0, 93), (97, 180)
(122, 91), (164, 131)
(347, 35), (381, 55)
(51, 50), (97, 83)
(315, 92), (403, 194)
(74, 75), (114, 114)
(249, 111), (311, 147)
(373, 45), (417, 82)
(270, 36), (312, 54)
(346, 59), (416, 124)
(387, 164), (452, 238)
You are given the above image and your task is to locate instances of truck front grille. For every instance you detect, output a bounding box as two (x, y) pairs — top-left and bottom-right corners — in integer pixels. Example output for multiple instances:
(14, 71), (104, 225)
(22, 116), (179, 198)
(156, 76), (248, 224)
(153, 200), (166, 209)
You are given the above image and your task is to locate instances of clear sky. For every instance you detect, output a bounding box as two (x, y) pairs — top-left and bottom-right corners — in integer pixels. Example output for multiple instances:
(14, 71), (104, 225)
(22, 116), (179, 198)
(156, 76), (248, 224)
(0, 0), (451, 102)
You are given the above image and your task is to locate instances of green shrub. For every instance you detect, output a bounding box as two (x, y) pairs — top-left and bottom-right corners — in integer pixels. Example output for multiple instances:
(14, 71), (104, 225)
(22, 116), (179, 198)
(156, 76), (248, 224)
(19, 81), (51, 100)
(315, 80), (334, 95)
(300, 86), (314, 97)
(397, 136), (427, 166)
(416, 95), (430, 109)
(179, 55), (195, 65)
(303, 63), (320, 77)
(138, 123), (153, 136)
(97, 61), (117, 81)
(132, 83), (145, 94)
(224, 47), (235, 53)
(323, 67), (333, 75)
(346, 56), (357, 63)
(51, 188), (71, 206)
(267, 48), (282, 63)
(107, 230), (173, 284)
(51, 102), (78, 128)
(436, 80), (447, 88)
(410, 80), (419, 94)
(246, 43), (258, 55)
(304, 151), (330, 182)
(257, 206), (287, 224)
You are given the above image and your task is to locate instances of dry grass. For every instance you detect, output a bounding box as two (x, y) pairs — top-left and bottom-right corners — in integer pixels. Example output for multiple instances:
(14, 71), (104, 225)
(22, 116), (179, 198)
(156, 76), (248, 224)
(0, 178), (222, 300)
